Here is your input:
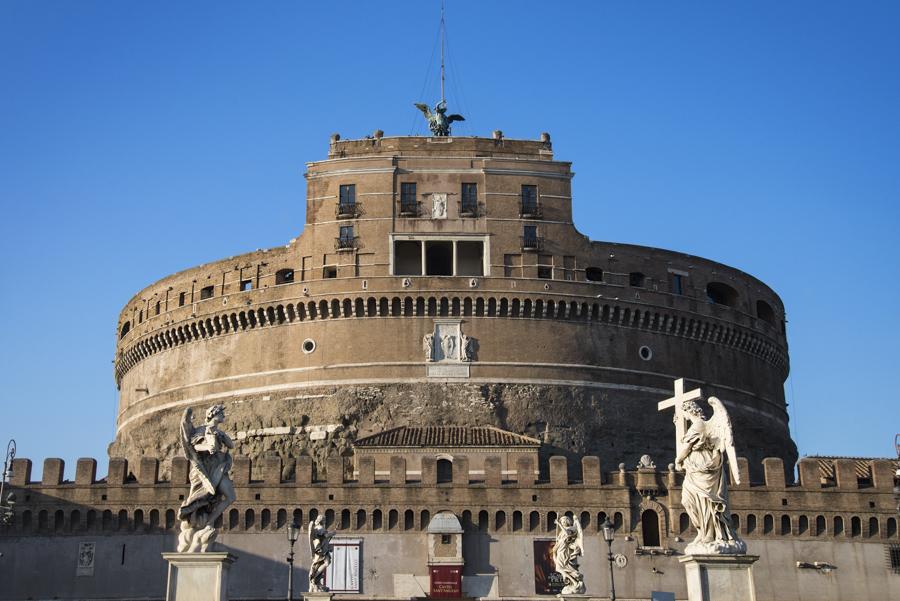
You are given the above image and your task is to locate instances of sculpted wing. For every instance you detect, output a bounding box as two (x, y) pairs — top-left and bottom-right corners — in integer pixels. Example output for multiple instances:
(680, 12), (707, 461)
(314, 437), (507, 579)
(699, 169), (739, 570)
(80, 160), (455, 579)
(180, 408), (216, 495)
(446, 114), (465, 123)
(414, 103), (432, 117)
(708, 396), (741, 485)
(308, 520), (315, 555)
(573, 518), (584, 556)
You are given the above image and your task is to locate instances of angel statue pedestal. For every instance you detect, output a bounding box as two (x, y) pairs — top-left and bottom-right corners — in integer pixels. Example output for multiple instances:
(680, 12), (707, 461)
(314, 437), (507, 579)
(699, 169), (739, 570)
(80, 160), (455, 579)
(658, 379), (759, 601)
(161, 404), (239, 601)
(679, 554), (759, 601)
(162, 552), (236, 601)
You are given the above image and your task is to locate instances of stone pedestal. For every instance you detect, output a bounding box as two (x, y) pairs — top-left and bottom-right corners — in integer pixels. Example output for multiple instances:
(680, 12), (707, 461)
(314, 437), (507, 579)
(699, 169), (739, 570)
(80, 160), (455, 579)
(679, 554), (759, 601)
(303, 592), (334, 601)
(162, 552), (236, 601)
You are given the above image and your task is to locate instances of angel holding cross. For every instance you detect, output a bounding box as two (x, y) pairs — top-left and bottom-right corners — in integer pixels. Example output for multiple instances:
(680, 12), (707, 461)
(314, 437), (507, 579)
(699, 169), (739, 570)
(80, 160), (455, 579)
(660, 379), (746, 555)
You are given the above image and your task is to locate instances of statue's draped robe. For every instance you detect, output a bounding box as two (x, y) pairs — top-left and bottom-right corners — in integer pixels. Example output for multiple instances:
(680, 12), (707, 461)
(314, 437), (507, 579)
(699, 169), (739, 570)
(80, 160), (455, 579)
(552, 525), (581, 590)
(681, 421), (739, 546)
(179, 426), (233, 521)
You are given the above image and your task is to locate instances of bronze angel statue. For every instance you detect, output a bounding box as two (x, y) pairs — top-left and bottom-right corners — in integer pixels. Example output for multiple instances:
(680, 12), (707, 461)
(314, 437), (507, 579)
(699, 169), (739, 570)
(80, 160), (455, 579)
(552, 515), (585, 595)
(414, 100), (464, 136)
(675, 396), (746, 555)
(176, 404), (236, 552)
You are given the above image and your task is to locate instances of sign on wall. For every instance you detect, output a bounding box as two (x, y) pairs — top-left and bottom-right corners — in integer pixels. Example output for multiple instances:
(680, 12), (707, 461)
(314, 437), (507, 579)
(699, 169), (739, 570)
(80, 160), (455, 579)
(533, 539), (564, 595)
(325, 538), (361, 593)
(76, 542), (95, 577)
(430, 565), (462, 598)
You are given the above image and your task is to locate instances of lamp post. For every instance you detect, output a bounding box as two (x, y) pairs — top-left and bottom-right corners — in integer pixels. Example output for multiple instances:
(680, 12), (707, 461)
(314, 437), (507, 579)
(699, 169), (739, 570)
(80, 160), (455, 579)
(600, 517), (616, 601)
(287, 520), (300, 601)
(0, 440), (16, 526)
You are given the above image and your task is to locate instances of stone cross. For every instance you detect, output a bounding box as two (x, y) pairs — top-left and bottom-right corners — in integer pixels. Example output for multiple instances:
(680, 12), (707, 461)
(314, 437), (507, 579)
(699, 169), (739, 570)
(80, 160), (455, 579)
(657, 378), (702, 458)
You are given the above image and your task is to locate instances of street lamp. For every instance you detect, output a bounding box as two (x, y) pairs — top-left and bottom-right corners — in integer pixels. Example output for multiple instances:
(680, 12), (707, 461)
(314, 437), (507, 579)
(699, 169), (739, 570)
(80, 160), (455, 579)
(286, 520), (300, 601)
(601, 517), (617, 601)
(0, 440), (16, 526)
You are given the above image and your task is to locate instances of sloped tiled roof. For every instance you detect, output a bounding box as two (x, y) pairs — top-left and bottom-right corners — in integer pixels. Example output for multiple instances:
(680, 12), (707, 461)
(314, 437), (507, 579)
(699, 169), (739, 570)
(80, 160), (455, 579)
(355, 425), (541, 448)
(807, 455), (897, 481)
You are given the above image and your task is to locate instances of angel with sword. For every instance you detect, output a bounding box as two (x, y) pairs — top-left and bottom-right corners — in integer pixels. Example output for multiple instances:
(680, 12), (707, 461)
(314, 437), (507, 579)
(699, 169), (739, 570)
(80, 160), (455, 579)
(414, 100), (465, 136)
(676, 396), (747, 555)
(176, 404), (236, 552)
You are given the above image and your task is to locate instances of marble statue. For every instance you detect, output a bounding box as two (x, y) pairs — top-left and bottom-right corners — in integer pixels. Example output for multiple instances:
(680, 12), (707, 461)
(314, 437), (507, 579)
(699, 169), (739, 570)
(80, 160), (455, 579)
(675, 397), (746, 555)
(459, 332), (472, 362)
(432, 193), (447, 219)
(440, 333), (457, 361)
(308, 515), (336, 592)
(423, 332), (435, 362)
(176, 404), (236, 552)
(553, 515), (585, 595)
(414, 101), (465, 136)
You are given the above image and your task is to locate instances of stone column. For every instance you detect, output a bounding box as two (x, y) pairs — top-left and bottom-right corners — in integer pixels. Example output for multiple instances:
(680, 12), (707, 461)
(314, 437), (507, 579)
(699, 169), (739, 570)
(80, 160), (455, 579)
(679, 554), (758, 601)
(162, 552), (237, 601)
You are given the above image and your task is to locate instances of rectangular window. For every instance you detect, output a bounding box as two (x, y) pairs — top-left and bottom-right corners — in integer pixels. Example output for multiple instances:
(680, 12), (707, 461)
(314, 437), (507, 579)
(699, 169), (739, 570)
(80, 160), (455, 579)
(521, 184), (538, 216)
(339, 184), (355, 209)
(138, 310), (143, 323)
(323, 265), (337, 279)
(301, 256), (312, 281)
(394, 241), (422, 276)
(537, 254), (553, 279)
(424, 241), (453, 276)
(200, 285), (214, 300)
(155, 301), (161, 315)
(563, 255), (575, 281)
(400, 182), (417, 215)
(504, 254), (522, 277)
(522, 225), (539, 250)
(178, 292), (186, 307)
(275, 269), (294, 284)
(456, 241), (484, 276)
(240, 279), (252, 291)
(461, 183), (477, 215)
(338, 225), (354, 250)
(671, 273), (684, 295)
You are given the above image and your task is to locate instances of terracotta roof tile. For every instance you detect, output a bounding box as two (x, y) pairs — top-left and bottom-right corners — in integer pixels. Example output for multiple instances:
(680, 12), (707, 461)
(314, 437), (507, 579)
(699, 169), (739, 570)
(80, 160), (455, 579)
(355, 425), (541, 448)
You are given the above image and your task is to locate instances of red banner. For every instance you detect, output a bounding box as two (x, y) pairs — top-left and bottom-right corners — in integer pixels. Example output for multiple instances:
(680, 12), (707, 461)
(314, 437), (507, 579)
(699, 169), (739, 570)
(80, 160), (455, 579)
(429, 565), (462, 598)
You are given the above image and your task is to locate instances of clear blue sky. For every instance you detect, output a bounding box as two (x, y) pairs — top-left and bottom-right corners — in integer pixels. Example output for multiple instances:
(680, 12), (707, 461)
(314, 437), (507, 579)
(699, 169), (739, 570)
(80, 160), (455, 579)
(2, 1), (898, 478)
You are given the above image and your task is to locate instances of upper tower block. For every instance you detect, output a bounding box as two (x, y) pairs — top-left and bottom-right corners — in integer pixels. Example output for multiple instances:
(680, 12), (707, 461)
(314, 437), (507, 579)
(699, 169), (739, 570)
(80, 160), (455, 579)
(323, 133), (557, 160)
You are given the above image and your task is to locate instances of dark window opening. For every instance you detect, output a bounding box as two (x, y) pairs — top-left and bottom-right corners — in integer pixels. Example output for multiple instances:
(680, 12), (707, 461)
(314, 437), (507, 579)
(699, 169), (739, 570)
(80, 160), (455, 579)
(425, 241), (453, 276)
(400, 182), (417, 215)
(394, 241), (422, 276)
(461, 183), (477, 215)
(522, 225), (540, 250)
(585, 267), (604, 282)
(338, 184), (356, 215)
(119, 322), (131, 339)
(629, 272), (645, 287)
(707, 282), (739, 307)
(441, 533), (451, 544)
(336, 225), (355, 250)
(671, 273), (685, 295)
(323, 266), (337, 279)
(641, 509), (661, 547)
(138, 310), (143, 323)
(155, 301), (160, 315)
(240, 279), (252, 291)
(537, 266), (552, 279)
(200, 286), (214, 300)
(456, 241), (484, 276)
(521, 184), (539, 216)
(889, 543), (900, 574)
(756, 299), (776, 325)
(275, 269), (294, 285)
(436, 458), (453, 483)
(178, 292), (186, 306)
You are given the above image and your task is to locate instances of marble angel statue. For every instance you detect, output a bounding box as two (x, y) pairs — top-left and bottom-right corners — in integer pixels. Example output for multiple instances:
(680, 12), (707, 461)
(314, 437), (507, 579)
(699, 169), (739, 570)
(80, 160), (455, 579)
(553, 515), (586, 595)
(308, 514), (336, 592)
(675, 397), (746, 555)
(176, 404), (236, 552)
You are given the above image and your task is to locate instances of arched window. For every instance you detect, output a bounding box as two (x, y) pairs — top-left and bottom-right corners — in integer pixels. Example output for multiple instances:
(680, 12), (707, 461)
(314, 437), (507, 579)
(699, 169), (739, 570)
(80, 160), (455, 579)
(325, 509), (335, 528)
(529, 511), (540, 532)
(372, 509), (383, 531)
(228, 509), (239, 530)
(120, 321), (131, 339)
(851, 516), (861, 537)
(547, 511), (558, 533)
(798, 515), (808, 535)
(342, 509), (352, 530)
(245, 509), (255, 530)
(756, 300), (776, 325)
(886, 517), (897, 538)
(585, 267), (603, 282)
(404, 510), (414, 531)
(868, 517), (879, 537)
(706, 282), (739, 307)
(815, 515), (826, 536)
(641, 509), (661, 547)
(276, 509), (287, 530)
(763, 514), (774, 535)
(747, 514), (757, 534)
(496, 511), (507, 532)
(513, 511), (523, 532)
(780, 515), (791, 535)
(261, 509), (271, 530)
(275, 269), (295, 284)
(478, 510), (489, 531)
(833, 516), (844, 536)
(388, 509), (399, 530)
(356, 510), (366, 530)
(420, 510), (430, 531)
(436, 458), (453, 483)
(679, 512), (690, 534)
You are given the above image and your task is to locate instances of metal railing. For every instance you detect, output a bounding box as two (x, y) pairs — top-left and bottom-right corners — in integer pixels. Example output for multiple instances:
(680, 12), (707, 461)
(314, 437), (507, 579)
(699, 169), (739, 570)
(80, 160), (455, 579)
(398, 200), (421, 217)
(458, 199), (479, 217)
(335, 201), (361, 219)
(334, 236), (359, 251)
(520, 235), (544, 251)
(520, 201), (543, 219)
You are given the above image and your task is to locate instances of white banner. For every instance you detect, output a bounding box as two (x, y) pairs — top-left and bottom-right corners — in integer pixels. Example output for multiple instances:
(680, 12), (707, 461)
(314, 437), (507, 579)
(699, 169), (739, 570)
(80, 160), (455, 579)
(325, 538), (361, 593)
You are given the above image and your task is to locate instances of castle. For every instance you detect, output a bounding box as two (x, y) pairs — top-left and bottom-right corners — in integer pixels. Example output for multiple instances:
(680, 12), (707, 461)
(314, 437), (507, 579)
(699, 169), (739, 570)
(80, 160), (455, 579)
(1, 133), (897, 600)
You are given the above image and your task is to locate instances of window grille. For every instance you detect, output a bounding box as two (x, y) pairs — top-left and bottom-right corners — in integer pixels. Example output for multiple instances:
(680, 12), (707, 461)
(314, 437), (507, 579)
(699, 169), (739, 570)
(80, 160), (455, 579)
(461, 183), (477, 215)
(400, 182), (418, 215)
